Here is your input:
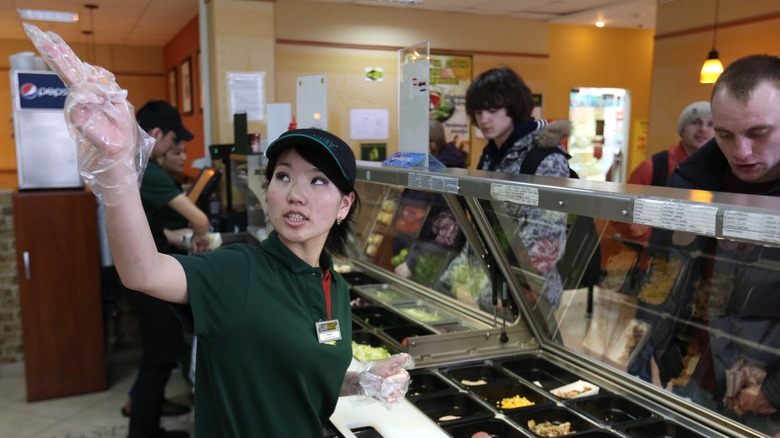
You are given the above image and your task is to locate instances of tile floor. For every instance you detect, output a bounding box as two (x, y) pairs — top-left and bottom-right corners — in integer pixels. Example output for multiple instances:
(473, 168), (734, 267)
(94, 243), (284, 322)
(0, 360), (194, 438)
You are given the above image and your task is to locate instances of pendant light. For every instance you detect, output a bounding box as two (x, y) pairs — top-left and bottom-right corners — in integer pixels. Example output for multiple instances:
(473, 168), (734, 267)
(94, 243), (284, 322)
(700, 0), (724, 84)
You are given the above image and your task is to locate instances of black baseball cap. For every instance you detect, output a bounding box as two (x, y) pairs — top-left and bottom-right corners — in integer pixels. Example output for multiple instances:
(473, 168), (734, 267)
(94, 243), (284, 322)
(265, 129), (356, 187)
(136, 100), (194, 142)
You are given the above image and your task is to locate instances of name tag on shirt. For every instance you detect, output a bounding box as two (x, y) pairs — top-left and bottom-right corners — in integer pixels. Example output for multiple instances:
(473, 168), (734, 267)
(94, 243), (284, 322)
(316, 319), (342, 343)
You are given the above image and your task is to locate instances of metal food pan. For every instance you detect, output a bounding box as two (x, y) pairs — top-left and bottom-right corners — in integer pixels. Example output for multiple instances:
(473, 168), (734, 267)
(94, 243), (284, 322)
(394, 301), (458, 325)
(351, 305), (414, 329)
(353, 284), (417, 305)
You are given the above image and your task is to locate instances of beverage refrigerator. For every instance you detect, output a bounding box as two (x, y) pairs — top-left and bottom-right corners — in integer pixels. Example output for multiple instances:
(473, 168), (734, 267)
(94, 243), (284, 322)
(10, 70), (81, 189)
(567, 87), (630, 183)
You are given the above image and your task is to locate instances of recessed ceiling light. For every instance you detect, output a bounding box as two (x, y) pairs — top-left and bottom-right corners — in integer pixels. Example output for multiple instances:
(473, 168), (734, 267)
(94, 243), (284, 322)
(595, 20), (606, 28)
(16, 9), (79, 23)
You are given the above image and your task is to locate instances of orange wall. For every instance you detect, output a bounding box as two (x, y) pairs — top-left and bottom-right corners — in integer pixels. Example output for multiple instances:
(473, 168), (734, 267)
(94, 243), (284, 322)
(648, 1), (780, 156)
(164, 17), (203, 181)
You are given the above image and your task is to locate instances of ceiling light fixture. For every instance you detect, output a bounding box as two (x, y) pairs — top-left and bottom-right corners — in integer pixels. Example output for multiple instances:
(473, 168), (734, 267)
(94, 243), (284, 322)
(700, 0), (724, 84)
(595, 20), (605, 28)
(16, 9), (79, 23)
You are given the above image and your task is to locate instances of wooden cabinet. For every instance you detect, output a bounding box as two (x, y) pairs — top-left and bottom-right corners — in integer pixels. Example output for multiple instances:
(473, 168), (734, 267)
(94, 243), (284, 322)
(13, 190), (106, 401)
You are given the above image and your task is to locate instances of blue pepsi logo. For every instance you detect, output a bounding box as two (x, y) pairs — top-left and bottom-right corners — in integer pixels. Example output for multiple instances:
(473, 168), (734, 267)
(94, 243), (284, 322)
(20, 83), (37, 100)
(19, 82), (68, 100)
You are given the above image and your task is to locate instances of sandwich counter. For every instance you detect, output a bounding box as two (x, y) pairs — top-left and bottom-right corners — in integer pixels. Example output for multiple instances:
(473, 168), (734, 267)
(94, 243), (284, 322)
(237, 155), (780, 438)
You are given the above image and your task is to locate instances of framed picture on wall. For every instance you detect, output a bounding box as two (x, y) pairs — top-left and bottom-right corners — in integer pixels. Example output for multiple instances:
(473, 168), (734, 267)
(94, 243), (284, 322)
(168, 67), (178, 108)
(180, 57), (193, 115)
(197, 50), (203, 113)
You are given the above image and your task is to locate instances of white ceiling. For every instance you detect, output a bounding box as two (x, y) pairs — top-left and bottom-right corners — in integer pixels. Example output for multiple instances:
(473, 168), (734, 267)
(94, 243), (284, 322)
(0, 0), (657, 48)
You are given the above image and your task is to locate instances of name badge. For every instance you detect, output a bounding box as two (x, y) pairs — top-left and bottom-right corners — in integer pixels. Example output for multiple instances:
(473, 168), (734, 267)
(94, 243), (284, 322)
(315, 319), (342, 344)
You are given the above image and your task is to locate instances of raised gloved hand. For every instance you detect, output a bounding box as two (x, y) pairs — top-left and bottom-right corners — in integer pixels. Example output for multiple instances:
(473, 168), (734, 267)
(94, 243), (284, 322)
(24, 23), (154, 207)
(351, 353), (414, 409)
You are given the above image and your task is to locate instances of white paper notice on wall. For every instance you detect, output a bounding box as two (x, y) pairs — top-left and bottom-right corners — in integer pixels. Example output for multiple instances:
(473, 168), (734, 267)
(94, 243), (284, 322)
(228, 72), (265, 121)
(350, 109), (389, 140)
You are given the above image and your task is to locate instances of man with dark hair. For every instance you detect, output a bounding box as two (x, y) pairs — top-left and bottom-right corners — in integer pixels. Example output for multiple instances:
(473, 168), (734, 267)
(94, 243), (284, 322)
(466, 67), (571, 311)
(650, 54), (780, 436)
(124, 100), (207, 438)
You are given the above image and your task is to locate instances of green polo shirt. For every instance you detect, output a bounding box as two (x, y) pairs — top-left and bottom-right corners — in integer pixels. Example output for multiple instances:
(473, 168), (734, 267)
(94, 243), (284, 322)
(174, 231), (353, 437)
(140, 160), (184, 252)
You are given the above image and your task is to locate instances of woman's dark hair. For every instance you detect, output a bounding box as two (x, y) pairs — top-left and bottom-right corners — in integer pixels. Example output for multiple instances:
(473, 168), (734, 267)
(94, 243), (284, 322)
(465, 67), (534, 125)
(264, 144), (360, 259)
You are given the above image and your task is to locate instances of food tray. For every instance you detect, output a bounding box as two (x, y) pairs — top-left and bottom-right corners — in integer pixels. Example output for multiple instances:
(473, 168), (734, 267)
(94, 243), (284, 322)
(381, 324), (435, 348)
(394, 302), (458, 324)
(409, 244), (454, 288)
(411, 392), (494, 426)
(349, 290), (376, 308)
(351, 305), (413, 329)
(407, 370), (457, 398)
(507, 405), (595, 437)
(636, 254), (690, 307)
(351, 331), (401, 361)
(620, 419), (707, 438)
(432, 321), (476, 333)
(498, 356), (579, 390)
(392, 200), (430, 237)
(341, 270), (382, 286)
(354, 284), (417, 305)
(572, 395), (655, 426)
(550, 380), (600, 400)
(439, 362), (516, 389)
(395, 303), (452, 324)
(444, 418), (528, 438)
(469, 381), (553, 412)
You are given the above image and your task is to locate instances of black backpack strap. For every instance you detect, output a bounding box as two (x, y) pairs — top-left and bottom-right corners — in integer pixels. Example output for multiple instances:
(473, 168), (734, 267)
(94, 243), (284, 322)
(651, 150), (669, 187)
(520, 147), (569, 175)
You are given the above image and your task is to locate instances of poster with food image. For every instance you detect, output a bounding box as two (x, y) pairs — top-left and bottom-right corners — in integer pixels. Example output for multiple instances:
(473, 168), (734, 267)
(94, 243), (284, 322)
(430, 54), (472, 165)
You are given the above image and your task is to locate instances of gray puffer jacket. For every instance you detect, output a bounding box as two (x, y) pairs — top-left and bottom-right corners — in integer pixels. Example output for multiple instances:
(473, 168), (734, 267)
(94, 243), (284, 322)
(479, 119), (572, 309)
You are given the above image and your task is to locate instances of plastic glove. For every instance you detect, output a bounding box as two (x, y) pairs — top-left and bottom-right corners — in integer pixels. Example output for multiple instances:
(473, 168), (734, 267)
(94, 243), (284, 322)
(352, 353), (414, 409)
(24, 23), (154, 207)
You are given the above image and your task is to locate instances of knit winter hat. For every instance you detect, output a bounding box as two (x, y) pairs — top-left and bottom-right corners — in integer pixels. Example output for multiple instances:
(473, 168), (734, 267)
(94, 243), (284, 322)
(677, 101), (712, 135)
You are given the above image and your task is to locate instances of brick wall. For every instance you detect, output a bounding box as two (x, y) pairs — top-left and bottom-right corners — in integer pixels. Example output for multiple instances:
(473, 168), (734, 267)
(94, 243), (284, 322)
(0, 190), (22, 364)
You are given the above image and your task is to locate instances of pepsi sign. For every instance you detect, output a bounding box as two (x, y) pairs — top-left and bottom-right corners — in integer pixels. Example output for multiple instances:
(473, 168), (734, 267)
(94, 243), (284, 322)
(15, 72), (68, 110)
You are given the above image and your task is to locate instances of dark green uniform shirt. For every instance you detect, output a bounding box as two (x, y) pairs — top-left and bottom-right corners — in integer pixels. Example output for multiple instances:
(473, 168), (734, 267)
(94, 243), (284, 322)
(173, 231), (353, 437)
(140, 160), (183, 252)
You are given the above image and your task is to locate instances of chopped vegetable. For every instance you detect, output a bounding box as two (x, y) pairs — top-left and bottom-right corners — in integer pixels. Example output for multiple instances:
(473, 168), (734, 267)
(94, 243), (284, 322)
(496, 395), (534, 409)
(351, 341), (391, 361)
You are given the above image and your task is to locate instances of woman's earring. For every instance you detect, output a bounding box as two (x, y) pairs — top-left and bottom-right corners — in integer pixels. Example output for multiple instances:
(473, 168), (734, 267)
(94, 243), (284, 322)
(336, 217), (343, 226)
